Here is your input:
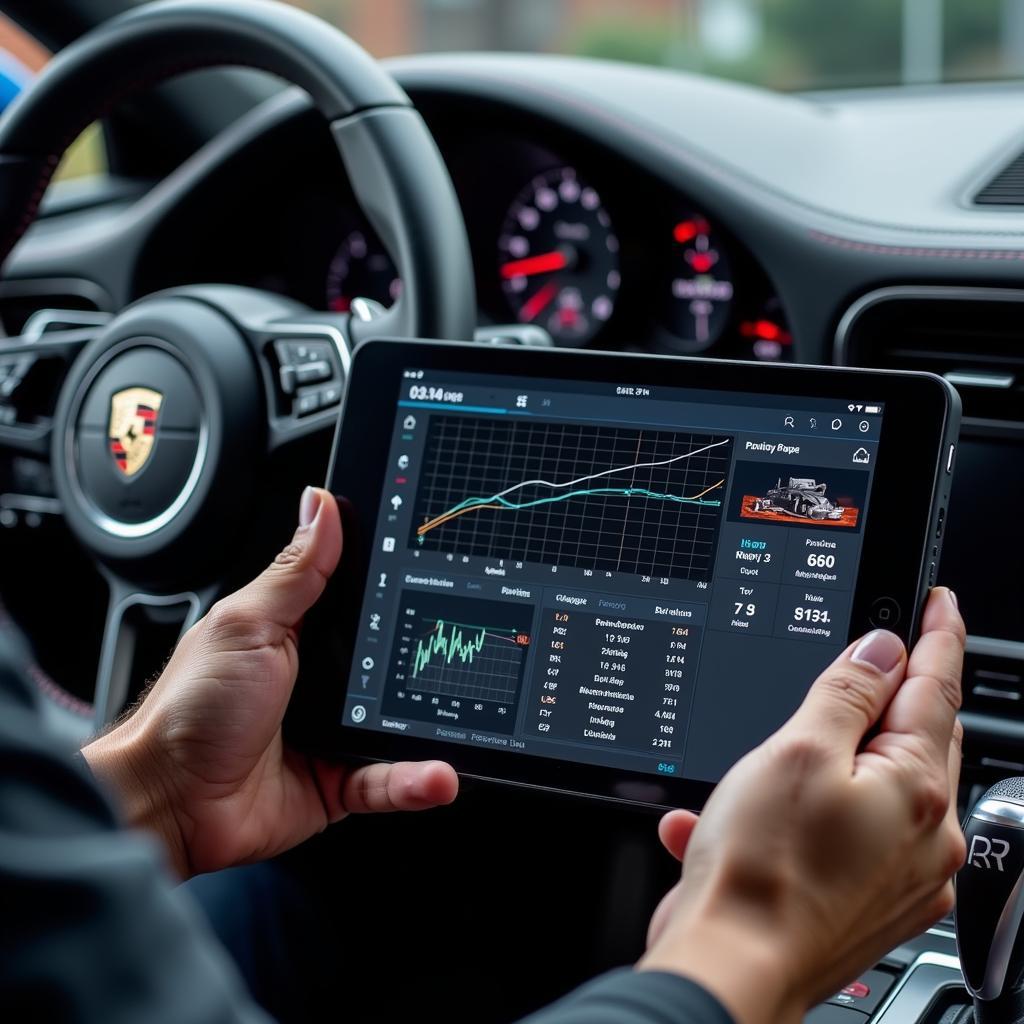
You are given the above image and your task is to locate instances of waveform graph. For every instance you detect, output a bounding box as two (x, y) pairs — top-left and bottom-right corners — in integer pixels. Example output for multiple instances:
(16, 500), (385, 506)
(382, 592), (533, 734)
(410, 415), (732, 581)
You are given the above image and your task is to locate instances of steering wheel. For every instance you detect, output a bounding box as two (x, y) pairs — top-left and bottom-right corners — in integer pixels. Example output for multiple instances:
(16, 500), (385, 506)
(0, 0), (476, 731)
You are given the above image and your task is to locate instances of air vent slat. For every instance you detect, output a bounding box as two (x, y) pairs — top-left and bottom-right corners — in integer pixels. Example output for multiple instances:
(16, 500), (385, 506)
(974, 151), (1024, 205)
(838, 289), (1024, 424)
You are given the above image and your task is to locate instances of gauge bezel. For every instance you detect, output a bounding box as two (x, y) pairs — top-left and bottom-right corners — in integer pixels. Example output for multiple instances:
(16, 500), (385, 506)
(496, 164), (621, 347)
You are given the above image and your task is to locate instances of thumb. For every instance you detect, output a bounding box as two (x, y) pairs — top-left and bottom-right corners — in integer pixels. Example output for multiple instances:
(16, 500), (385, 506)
(789, 628), (907, 754)
(220, 487), (343, 634)
(658, 809), (699, 863)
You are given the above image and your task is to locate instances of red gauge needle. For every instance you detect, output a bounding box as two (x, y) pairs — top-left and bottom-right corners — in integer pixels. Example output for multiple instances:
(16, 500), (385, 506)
(501, 250), (569, 279)
(519, 281), (559, 322)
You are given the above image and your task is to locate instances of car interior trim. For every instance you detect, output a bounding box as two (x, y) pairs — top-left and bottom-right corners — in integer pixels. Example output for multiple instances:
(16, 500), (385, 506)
(874, 951), (964, 1023)
(833, 284), (1024, 367)
(92, 587), (203, 727)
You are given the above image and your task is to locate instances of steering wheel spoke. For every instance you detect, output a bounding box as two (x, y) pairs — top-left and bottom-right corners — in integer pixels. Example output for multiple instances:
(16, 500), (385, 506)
(0, 315), (111, 531)
(0, 316), (110, 456)
(92, 573), (216, 728)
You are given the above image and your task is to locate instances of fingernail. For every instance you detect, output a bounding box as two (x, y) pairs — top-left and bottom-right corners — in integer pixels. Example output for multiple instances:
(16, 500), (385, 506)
(948, 589), (958, 610)
(299, 486), (321, 528)
(851, 629), (904, 672)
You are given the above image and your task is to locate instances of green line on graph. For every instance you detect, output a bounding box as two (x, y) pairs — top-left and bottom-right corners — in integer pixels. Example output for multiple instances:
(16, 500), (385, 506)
(412, 619), (505, 678)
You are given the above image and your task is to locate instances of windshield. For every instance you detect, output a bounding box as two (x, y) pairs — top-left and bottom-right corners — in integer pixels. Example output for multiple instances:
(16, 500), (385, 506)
(283, 0), (1024, 91)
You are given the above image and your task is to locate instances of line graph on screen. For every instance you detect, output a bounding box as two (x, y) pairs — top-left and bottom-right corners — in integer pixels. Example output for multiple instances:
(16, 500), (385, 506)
(410, 416), (731, 580)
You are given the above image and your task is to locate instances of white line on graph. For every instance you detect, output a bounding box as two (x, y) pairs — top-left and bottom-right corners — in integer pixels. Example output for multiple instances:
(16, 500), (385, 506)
(473, 437), (731, 505)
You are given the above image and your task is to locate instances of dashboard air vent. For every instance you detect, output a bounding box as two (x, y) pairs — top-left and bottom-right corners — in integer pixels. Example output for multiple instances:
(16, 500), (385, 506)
(974, 149), (1024, 205)
(836, 288), (1024, 422)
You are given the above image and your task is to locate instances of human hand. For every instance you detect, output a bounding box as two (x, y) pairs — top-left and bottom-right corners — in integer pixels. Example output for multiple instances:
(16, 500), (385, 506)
(84, 487), (458, 878)
(640, 588), (966, 1024)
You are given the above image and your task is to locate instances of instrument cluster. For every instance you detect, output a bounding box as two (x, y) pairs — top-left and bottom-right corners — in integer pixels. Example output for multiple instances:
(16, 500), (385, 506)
(263, 136), (791, 362)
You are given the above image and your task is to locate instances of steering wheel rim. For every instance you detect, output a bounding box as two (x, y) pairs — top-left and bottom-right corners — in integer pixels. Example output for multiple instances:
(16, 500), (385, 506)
(0, 0), (477, 731)
(0, 0), (476, 341)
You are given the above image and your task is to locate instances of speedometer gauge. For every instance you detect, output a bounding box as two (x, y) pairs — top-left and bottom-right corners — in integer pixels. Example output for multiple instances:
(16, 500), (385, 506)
(663, 214), (734, 351)
(498, 166), (619, 345)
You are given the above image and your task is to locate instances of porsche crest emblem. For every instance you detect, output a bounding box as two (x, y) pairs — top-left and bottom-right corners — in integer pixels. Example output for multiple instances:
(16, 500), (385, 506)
(108, 387), (163, 477)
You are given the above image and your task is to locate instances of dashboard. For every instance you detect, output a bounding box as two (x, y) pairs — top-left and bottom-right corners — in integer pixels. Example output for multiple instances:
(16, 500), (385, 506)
(4, 37), (1024, 1021)
(128, 92), (792, 363)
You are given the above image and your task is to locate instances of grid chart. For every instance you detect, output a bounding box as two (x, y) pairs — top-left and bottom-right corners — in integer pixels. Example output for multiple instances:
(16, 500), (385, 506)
(411, 415), (732, 580)
(389, 593), (531, 706)
(407, 617), (525, 703)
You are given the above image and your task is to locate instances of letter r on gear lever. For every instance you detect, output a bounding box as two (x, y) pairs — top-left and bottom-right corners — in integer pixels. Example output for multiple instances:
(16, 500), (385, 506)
(956, 778), (1024, 1024)
(970, 835), (1012, 872)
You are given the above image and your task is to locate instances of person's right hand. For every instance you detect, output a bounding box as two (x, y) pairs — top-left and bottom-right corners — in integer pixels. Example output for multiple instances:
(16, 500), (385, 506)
(640, 587), (966, 1024)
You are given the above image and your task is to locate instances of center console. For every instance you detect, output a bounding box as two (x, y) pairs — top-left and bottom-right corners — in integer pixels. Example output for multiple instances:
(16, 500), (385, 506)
(830, 286), (1024, 1023)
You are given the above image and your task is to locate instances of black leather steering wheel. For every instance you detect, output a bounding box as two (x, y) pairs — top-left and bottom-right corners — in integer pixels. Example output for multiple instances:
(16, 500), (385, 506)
(0, 0), (476, 730)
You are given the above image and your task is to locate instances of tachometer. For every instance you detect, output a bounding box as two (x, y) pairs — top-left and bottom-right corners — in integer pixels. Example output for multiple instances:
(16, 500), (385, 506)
(664, 214), (734, 350)
(498, 166), (619, 345)
(325, 225), (400, 313)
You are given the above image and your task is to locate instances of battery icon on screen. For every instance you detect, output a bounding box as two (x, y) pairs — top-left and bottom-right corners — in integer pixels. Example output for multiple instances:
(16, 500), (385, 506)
(865, 405), (881, 414)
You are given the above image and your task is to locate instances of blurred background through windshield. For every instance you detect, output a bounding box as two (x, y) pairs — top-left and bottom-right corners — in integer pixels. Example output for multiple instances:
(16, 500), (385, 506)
(287, 0), (1024, 91)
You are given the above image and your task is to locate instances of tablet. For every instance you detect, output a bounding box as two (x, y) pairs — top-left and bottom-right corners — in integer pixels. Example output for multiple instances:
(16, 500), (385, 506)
(289, 340), (960, 809)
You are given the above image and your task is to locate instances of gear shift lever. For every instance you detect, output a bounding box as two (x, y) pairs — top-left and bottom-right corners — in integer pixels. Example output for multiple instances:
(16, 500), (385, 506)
(956, 779), (1024, 1024)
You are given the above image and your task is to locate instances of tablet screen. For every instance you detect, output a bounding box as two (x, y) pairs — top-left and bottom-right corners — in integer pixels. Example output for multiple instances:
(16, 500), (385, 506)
(342, 368), (883, 783)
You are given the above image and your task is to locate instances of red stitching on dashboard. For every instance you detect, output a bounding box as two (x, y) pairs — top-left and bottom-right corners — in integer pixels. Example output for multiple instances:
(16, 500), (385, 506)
(809, 229), (1024, 261)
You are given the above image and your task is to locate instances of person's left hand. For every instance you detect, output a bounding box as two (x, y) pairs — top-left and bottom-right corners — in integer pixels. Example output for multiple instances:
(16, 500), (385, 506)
(84, 487), (458, 878)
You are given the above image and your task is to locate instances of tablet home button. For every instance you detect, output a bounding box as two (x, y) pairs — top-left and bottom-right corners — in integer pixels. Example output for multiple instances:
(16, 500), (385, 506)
(869, 597), (901, 629)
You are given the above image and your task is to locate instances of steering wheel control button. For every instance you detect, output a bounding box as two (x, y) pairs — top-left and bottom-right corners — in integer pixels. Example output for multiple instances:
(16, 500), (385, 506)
(318, 384), (342, 408)
(868, 596), (901, 629)
(273, 340), (338, 414)
(296, 391), (320, 416)
(278, 365), (297, 395)
(295, 360), (332, 385)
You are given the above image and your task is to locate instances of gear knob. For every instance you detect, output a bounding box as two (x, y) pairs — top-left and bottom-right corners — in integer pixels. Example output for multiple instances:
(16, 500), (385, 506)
(956, 778), (1024, 1024)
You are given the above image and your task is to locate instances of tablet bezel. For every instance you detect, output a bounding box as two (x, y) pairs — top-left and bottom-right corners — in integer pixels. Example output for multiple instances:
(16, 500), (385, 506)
(288, 339), (959, 809)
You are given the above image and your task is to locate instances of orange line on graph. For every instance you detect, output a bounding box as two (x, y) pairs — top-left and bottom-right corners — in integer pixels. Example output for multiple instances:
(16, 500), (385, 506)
(689, 479), (725, 501)
(417, 503), (504, 535)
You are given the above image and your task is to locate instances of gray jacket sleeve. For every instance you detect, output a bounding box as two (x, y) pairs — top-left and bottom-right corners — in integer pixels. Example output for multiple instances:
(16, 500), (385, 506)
(0, 632), (732, 1024)
(0, 632), (271, 1024)
(523, 968), (735, 1024)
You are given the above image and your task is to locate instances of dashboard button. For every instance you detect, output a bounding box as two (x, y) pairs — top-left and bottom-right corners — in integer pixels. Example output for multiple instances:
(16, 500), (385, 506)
(868, 597), (901, 628)
(827, 970), (894, 1014)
